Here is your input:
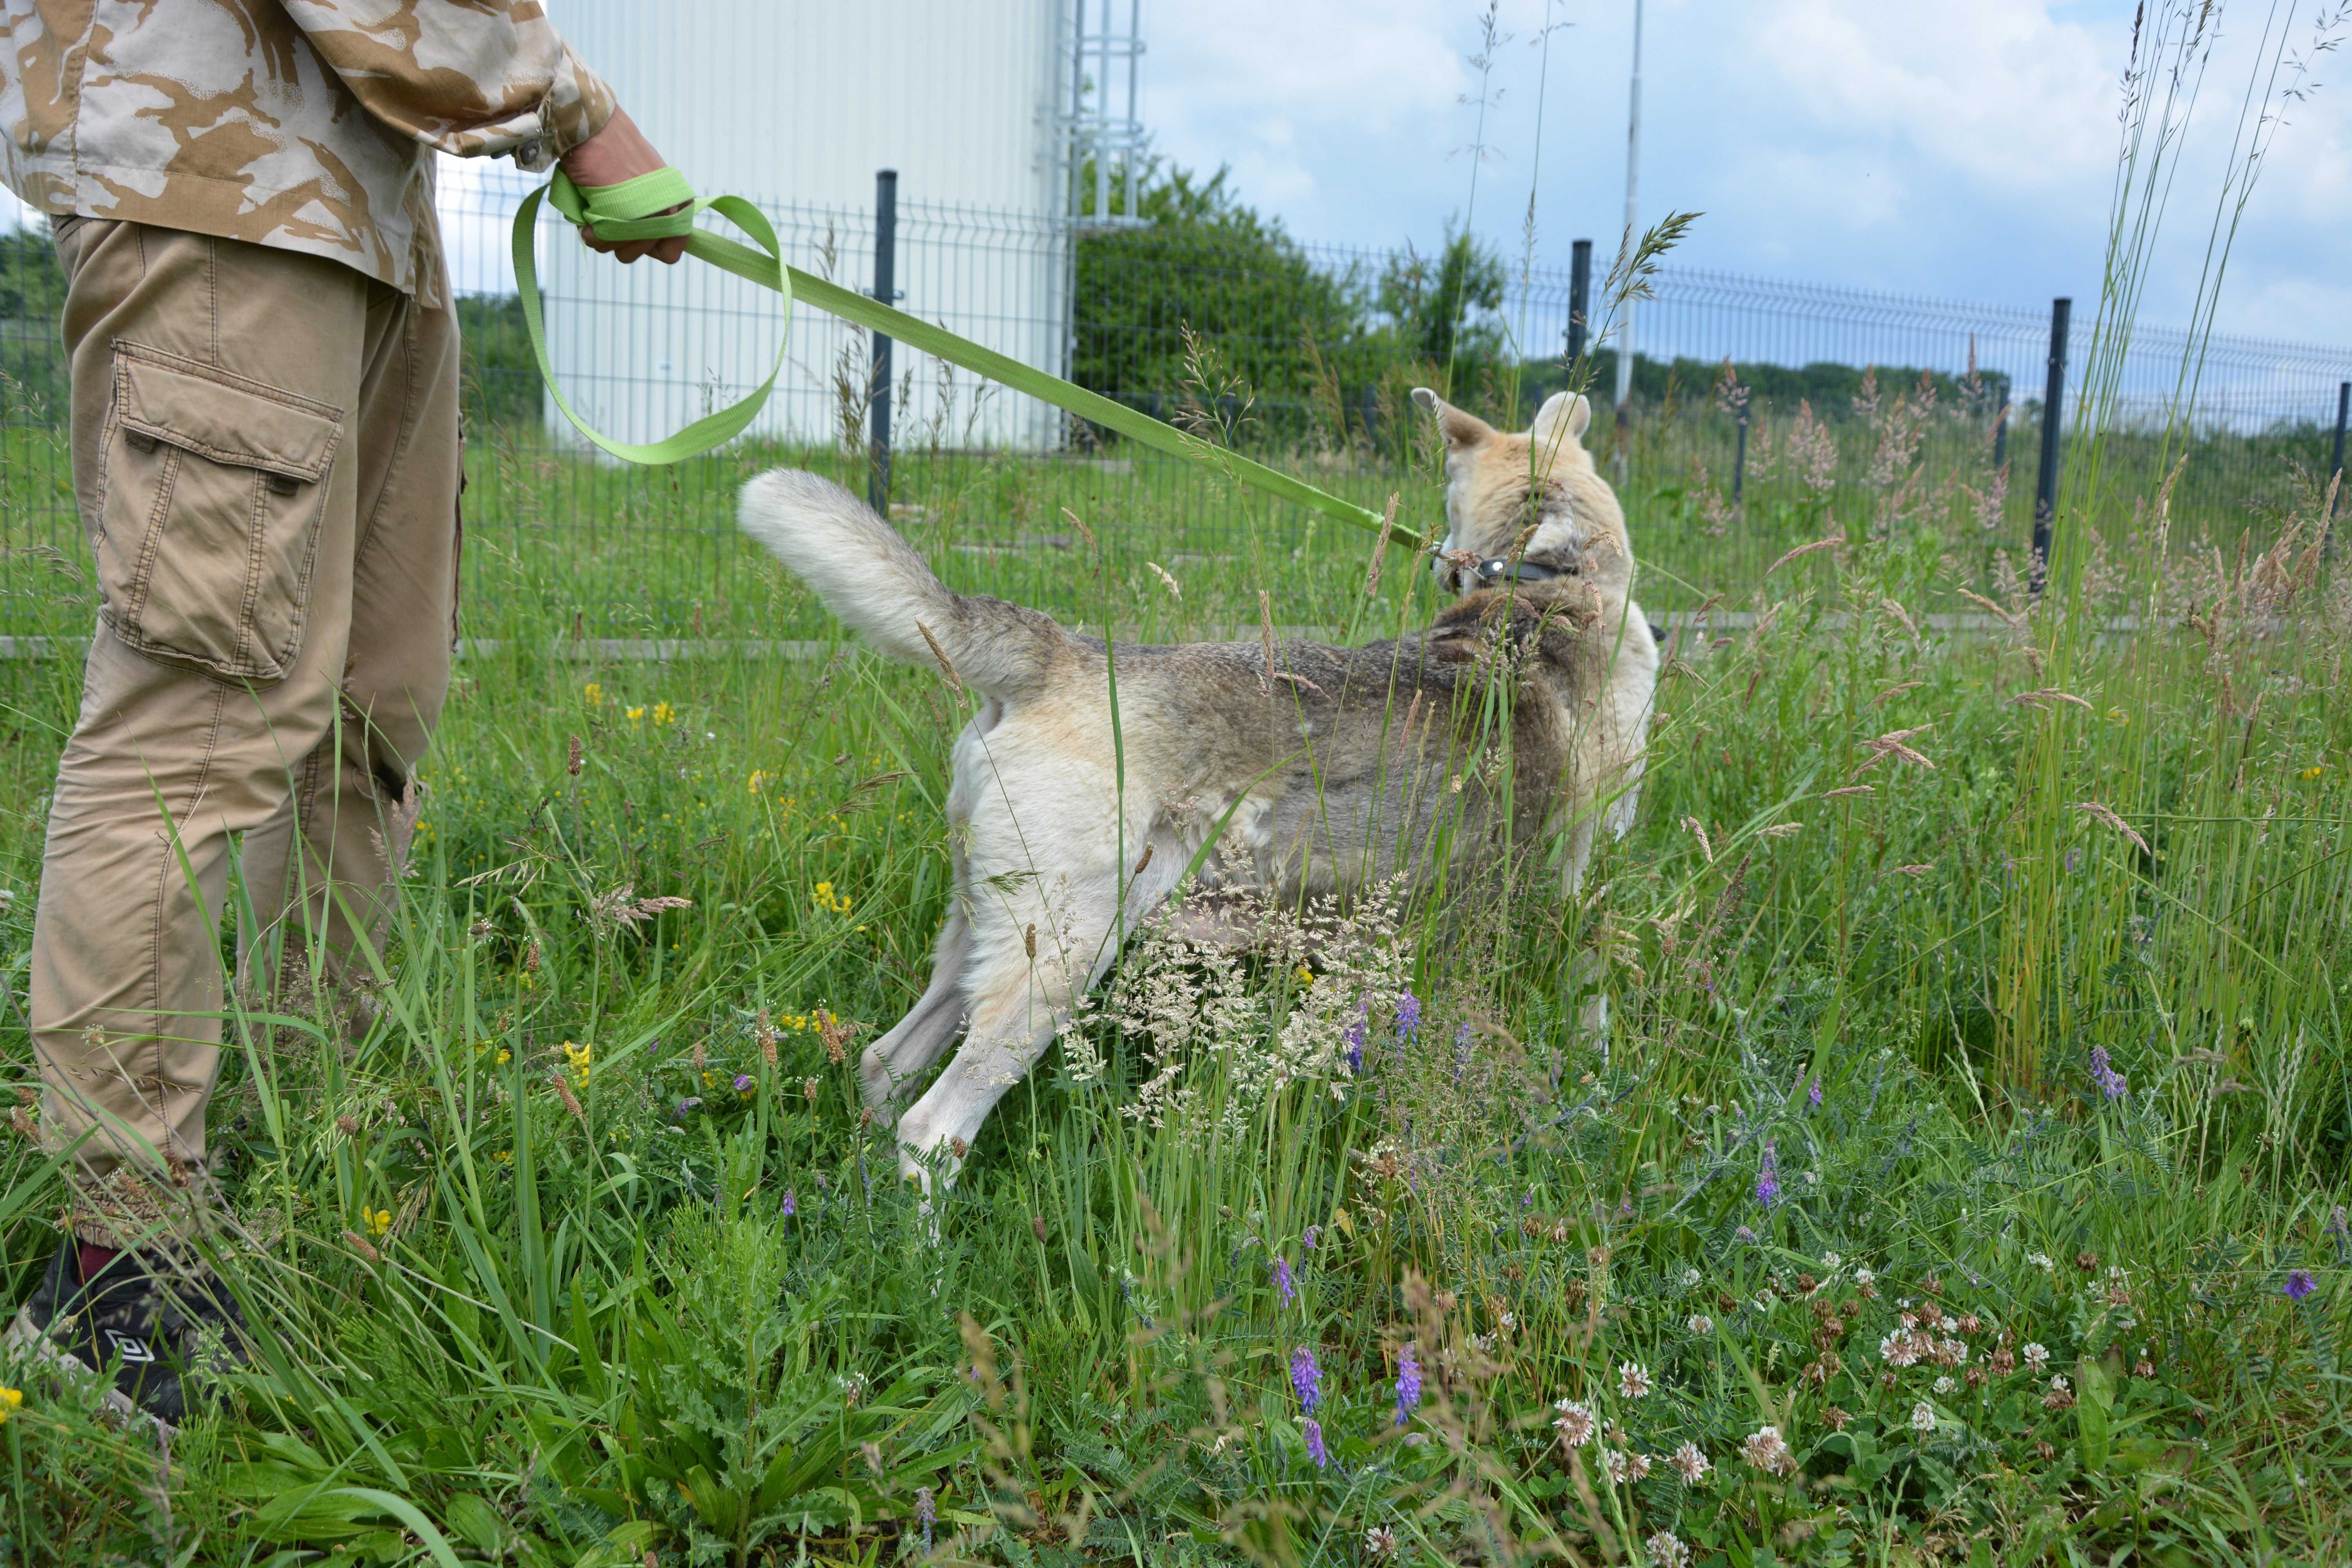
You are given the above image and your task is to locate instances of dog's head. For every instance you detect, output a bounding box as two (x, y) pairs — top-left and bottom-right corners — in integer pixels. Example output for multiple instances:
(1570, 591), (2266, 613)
(1413, 387), (1633, 600)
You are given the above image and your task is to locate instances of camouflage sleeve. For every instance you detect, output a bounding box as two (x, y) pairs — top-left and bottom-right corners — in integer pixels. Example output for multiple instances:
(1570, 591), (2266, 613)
(279, 1), (619, 170)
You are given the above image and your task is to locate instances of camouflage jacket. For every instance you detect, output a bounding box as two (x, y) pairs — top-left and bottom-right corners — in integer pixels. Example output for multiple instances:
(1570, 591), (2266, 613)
(0, 2), (617, 303)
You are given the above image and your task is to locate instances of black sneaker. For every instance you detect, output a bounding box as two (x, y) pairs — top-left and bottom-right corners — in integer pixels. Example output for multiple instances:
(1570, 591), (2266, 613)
(7, 1240), (249, 1427)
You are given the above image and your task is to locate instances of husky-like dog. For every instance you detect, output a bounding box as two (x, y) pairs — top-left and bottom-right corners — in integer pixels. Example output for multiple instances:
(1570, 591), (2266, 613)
(737, 387), (1657, 1192)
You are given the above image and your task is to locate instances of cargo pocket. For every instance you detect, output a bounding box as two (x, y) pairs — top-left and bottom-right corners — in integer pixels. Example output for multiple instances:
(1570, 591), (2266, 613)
(94, 343), (343, 682)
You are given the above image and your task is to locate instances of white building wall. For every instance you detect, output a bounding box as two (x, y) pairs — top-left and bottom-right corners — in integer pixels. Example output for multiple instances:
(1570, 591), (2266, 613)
(536, 0), (1071, 452)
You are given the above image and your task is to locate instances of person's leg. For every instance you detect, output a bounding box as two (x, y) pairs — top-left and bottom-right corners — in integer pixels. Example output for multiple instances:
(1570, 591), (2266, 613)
(28, 219), (376, 1249)
(237, 280), (461, 1007)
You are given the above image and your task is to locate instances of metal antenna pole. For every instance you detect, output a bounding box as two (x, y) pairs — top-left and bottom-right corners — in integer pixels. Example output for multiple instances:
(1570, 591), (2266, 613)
(1611, 0), (1643, 478)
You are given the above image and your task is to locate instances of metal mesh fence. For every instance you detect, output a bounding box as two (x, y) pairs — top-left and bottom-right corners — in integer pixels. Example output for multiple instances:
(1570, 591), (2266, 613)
(2, 163), (2347, 640)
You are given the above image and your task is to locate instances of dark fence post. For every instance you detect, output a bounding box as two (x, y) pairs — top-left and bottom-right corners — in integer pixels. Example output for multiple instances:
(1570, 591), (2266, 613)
(2330, 380), (2348, 535)
(868, 168), (898, 515)
(2031, 296), (2070, 594)
(1731, 399), (1749, 511)
(1565, 239), (1593, 365)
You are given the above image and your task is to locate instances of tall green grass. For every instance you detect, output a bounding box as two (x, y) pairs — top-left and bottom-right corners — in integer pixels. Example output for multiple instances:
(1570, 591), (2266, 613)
(0, 446), (2347, 1563)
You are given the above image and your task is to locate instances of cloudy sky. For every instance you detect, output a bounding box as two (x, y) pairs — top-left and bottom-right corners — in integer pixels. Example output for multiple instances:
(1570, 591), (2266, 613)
(1141, 0), (2352, 347)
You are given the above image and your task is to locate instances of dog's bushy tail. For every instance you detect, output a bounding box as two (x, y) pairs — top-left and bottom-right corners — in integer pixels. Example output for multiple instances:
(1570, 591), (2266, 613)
(737, 469), (1070, 698)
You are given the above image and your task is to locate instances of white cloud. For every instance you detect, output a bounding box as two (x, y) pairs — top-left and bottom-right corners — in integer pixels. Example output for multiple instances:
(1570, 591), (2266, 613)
(1132, 0), (2348, 346)
(1741, 0), (2115, 190)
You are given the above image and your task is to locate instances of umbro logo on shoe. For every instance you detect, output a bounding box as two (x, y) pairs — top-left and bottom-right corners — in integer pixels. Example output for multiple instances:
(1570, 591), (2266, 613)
(105, 1327), (156, 1363)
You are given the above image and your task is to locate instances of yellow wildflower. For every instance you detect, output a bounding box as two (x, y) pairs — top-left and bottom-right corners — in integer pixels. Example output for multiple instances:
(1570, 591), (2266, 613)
(1295, 965), (1314, 984)
(813, 880), (853, 915)
(2104, 708), (2127, 724)
(652, 701), (676, 725)
(748, 769), (767, 794)
(563, 1040), (592, 1087)
(626, 706), (645, 723)
(584, 682), (603, 706)
(0, 1386), (20, 1424)
(364, 1207), (393, 1237)
(2303, 764), (2328, 780)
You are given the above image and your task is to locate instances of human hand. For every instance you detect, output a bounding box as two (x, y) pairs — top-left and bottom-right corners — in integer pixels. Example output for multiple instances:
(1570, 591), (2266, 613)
(559, 108), (687, 264)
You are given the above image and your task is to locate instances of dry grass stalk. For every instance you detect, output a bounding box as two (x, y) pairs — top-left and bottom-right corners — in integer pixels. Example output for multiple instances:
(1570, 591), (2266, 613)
(915, 619), (964, 699)
(2073, 800), (2152, 858)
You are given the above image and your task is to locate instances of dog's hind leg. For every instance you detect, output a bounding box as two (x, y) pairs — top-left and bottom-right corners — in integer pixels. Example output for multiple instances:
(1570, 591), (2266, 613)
(860, 906), (972, 1113)
(889, 859), (1157, 1199)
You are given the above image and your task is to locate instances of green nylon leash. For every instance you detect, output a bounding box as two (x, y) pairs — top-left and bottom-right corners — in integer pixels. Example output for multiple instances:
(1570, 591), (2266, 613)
(512, 167), (1423, 546)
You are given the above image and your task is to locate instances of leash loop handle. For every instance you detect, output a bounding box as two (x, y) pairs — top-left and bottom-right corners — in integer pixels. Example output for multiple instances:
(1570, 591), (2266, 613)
(514, 167), (791, 465)
(515, 168), (1421, 544)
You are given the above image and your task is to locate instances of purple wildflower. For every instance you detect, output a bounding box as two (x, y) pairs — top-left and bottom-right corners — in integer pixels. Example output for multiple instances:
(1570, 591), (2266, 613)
(672, 1096), (702, 1121)
(1273, 1255), (1296, 1307)
(1344, 1004), (1368, 1073)
(1808, 1075), (1822, 1108)
(1291, 1346), (1323, 1412)
(1735, 1225), (1757, 1243)
(1755, 1140), (1780, 1210)
(733, 1073), (755, 1093)
(2089, 1047), (2127, 1100)
(1394, 1343), (1422, 1425)
(1303, 1225), (1321, 1250)
(1303, 1416), (1330, 1469)
(1395, 991), (1421, 1041)
(2284, 1269), (2318, 1301)
(781, 1189), (797, 1218)
(916, 1486), (936, 1550)
(1452, 1021), (1473, 1080)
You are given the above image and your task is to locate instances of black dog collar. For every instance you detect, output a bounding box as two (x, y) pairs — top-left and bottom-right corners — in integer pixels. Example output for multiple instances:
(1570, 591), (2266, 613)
(1474, 556), (1577, 585)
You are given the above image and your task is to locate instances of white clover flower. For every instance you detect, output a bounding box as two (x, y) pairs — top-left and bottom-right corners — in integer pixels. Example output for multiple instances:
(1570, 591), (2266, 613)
(1619, 1361), (1654, 1400)
(1552, 1399), (1598, 1447)
(1820, 1252), (1843, 1271)
(1741, 1426), (1796, 1476)
(1933, 1375), (1957, 1395)
(1365, 1526), (1399, 1557)
(1680, 1267), (1702, 1289)
(1603, 1448), (1631, 1484)
(1753, 1294), (1775, 1314)
(2024, 1342), (2051, 1373)
(1911, 1401), (1936, 1433)
(1627, 1450), (1652, 1481)
(1646, 1530), (1692, 1568)
(1854, 1267), (1876, 1286)
(2026, 1253), (2054, 1271)
(2050, 1374), (2071, 1394)
(1670, 1441), (1712, 1485)
(1688, 1314), (1714, 1336)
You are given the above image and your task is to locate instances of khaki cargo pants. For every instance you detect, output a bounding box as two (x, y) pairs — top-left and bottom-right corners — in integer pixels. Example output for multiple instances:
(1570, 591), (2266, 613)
(30, 218), (461, 1246)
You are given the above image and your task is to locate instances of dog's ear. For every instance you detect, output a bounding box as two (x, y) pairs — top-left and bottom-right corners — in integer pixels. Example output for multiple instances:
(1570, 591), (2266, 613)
(1412, 386), (1496, 452)
(1530, 391), (1592, 452)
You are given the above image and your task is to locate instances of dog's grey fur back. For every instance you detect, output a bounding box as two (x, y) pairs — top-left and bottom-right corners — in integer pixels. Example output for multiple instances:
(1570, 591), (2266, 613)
(737, 470), (1069, 697)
